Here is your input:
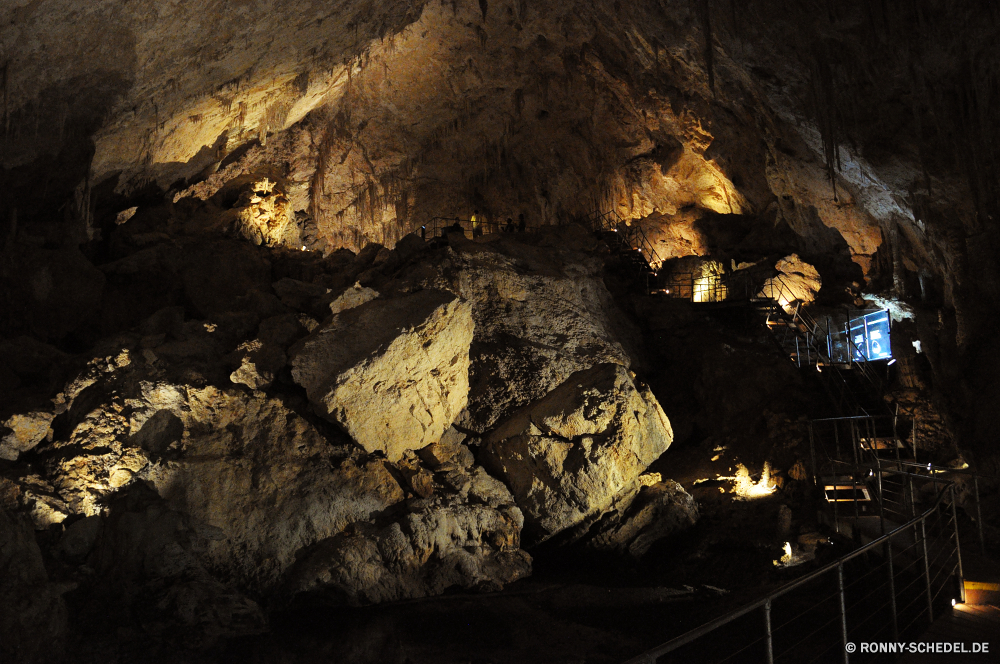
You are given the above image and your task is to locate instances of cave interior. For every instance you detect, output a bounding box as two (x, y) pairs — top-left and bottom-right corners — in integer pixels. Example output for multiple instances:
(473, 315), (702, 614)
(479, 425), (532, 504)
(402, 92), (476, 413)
(1, 1), (998, 662)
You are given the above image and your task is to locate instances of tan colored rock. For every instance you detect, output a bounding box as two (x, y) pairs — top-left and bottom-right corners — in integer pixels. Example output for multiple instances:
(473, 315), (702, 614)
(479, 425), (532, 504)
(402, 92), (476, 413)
(230, 177), (296, 247)
(137, 385), (407, 595)
(763, 254), (822, 305)
(481, 363), (673, 544)
(283, 496), (531, 605)
(400, 229), (642, 431)
(290, 289), (473, 462)
(587, 480), (699, 557)
(229, 338), (287, 390)
(327, 281), (380, 315)
(0, 411), (54, 461)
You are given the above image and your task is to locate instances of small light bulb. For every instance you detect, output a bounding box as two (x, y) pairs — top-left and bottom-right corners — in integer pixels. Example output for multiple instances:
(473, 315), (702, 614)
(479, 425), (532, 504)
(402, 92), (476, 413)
(952, 599), (957, 607)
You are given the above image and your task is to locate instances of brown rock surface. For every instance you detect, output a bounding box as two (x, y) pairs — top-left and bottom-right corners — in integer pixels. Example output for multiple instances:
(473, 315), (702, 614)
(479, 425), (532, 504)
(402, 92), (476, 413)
(290, 289), (474, 462)
(481, 363), (673, 544)
(283, 495), (531, 605)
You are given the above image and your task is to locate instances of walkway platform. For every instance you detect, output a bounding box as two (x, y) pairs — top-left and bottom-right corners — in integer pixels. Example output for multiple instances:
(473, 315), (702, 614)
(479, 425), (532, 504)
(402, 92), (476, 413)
(897, 604), (1000, 662)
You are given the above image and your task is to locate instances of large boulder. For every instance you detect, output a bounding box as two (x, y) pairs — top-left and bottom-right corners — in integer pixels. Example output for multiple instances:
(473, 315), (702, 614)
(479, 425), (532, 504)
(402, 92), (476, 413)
(283, 495), (531, 605)
(290, 289), (474, 462)
(481, 363), (673, 544)
(0, 411), (55, 461)
(141, 385), (408, 595)
(763, 254), (822, 305)
(587, 478), (699, 557)
(387, 227), (643, 431)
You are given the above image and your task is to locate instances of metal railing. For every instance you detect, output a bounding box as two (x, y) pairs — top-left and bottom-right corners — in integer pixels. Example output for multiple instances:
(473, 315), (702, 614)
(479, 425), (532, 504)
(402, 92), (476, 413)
(623, 466), (966, 664)
(809, 418), (985, 555)
(419, 216), (541, 240)
(583, 209), (665, 273)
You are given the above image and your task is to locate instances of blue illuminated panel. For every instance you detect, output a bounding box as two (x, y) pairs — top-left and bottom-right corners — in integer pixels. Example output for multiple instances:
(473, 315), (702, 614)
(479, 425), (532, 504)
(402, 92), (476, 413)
(848, 310), (892, 362)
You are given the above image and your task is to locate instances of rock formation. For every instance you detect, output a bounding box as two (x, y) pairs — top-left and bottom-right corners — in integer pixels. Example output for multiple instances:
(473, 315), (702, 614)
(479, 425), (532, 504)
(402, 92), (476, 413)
(0, 0), (995, 660)
(482, 363), (674, 544)
(290, 289), (474, 462)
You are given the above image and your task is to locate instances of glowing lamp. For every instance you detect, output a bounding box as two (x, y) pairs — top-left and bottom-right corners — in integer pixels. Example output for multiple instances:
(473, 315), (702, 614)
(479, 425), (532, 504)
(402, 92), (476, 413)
(952, 599), (957, 607)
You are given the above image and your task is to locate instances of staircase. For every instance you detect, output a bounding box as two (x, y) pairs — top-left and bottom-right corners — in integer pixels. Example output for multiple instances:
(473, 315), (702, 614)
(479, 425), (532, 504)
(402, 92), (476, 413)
(585, 210), (663, 291)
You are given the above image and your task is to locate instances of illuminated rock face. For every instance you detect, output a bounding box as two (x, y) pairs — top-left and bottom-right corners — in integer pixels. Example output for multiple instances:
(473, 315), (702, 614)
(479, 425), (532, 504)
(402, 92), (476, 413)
(290, 289), (474, 462)
(459, 235), (640, 430)
(482, 363), (675, 544)
(0, 411), (54, 461)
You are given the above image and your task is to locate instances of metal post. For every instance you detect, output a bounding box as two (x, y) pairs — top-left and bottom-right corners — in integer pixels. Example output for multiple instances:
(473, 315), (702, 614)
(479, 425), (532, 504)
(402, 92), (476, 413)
(912, 414), (918, 464)
(827, 315), (834, 360)
(809, 423), (818, 487)
(833, 481), (840, 533)
(909, 476), (917, 518)
(863, 314), (871, 361)
(921, 519), (934, 623)
(851, 422), (860, 523)
(764, 599), (774, 664)
(974, 475), (985, 555)
(838, 563), (850, 664)
(886, 535), (899, 640)
(834, 422), (842, 462)
(951, 485), (966, 603)
(876, 468), (886, 535)
(893, 405), (902, 467)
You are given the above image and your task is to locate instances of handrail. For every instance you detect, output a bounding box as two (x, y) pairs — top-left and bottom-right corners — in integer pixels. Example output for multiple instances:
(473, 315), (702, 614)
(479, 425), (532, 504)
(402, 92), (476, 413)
(586, 209), (665, 272)
(419, 215), (540, 239)
(623, 469), (961, 664)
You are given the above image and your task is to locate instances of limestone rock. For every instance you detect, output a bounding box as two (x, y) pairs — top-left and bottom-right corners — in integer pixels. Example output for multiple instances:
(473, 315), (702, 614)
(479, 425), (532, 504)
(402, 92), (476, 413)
(0, 411), (54, 460)
(401, 230), (642, 431)
(229, 177), (296, 247)
(765, 254), (822, 305)
(136, 385), (408, 595)
(327, 281), (380, 315)
(587, 480), (699, 558)
(229, 339), (287, 390)
(290, 289), (474, 462)
(283, 496), (531, 605)
(481, 363), (673, 544)
(417, 425), (474, 470)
